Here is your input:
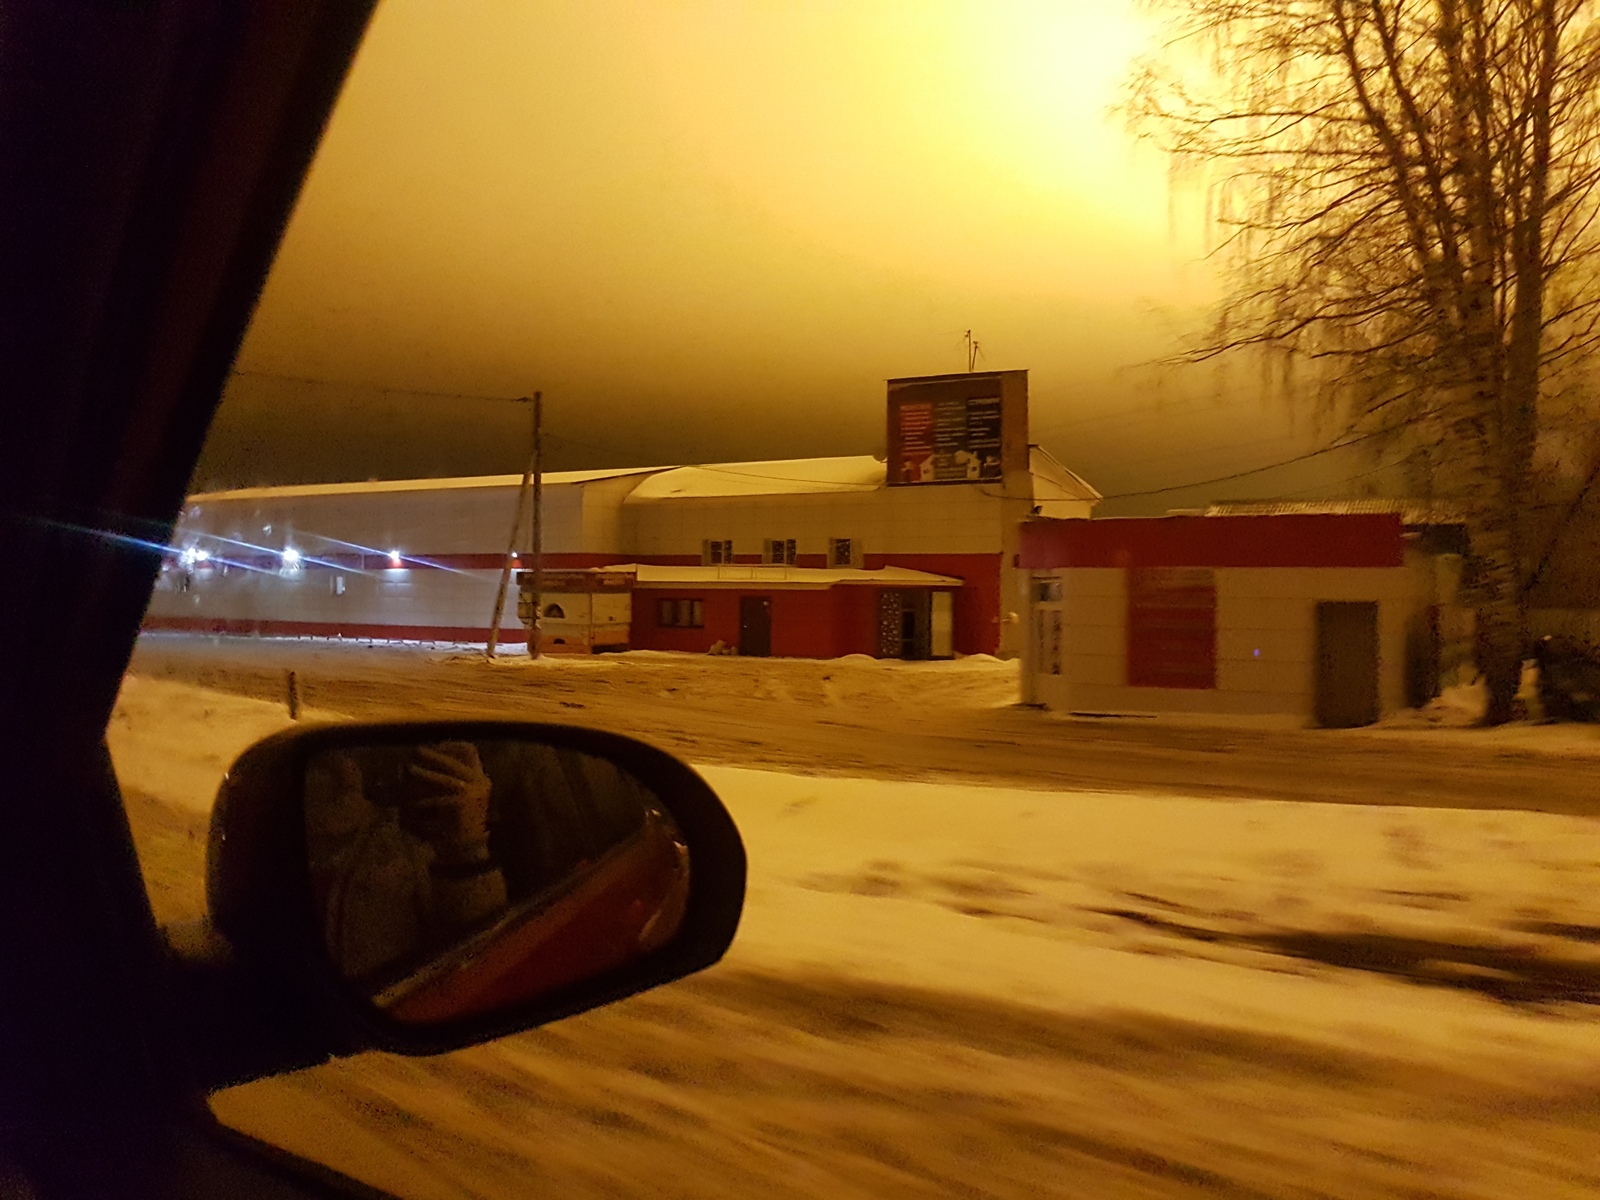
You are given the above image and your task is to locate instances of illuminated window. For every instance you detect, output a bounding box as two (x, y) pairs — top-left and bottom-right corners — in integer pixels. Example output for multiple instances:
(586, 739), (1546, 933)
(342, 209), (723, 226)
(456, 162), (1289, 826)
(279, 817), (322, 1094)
(829, 537), (855, 567)
(703, 539), (734, 565)
(764, 538), (796, 565)
(656, 598), (704, 628)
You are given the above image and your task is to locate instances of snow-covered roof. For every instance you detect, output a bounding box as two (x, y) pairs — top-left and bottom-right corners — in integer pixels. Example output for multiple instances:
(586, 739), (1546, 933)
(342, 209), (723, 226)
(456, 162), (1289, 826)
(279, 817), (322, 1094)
(599, 564), (962, 589)
(624, 457), (887, 502)
(189, 466), (665, 504)
(1029, 446), (1102, 504)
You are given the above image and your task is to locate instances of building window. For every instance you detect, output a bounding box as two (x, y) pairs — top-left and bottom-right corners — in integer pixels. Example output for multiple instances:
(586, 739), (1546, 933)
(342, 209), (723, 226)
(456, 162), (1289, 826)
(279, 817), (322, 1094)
(1033, 577), (1062, 603)
(332, 575), (345, 597)
(765, 538), (797, 565)
(543, 602), (565, 620)
(829, 537), (855, 567)
(703, 539), (734, 565)
(1127, 567), (1216, 689)
(657, 598), (704, 628)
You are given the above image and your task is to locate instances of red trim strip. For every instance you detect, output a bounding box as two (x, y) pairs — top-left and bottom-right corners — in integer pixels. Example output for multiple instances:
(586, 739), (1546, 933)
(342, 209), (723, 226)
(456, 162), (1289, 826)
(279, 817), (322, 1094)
(141, 615), (501, 642)
(1019, 514), (1404, 570)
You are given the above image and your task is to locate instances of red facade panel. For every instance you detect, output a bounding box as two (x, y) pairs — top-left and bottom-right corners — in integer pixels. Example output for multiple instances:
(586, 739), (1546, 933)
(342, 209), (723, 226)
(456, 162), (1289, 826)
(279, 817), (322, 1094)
(769, 592), (836, 658)
(1018, 514), (1404, 570)
(630, 590), (740, 653)
(1126, 568), (1217, 689)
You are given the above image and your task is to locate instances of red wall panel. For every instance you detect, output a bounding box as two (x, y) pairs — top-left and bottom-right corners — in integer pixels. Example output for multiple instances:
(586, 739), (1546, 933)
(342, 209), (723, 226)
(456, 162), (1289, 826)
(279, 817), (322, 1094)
(1019, 515), (1404, 570)
(770, 591), (836, 657)
(629, 590), (740, 653)
(1126, 568), (1217, 689)
(834, 587), (880, 657)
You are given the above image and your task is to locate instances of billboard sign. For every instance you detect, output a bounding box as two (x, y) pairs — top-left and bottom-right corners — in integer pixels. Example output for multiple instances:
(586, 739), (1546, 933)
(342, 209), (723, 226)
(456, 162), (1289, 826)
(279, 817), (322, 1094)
(886, 371), (1026, 486)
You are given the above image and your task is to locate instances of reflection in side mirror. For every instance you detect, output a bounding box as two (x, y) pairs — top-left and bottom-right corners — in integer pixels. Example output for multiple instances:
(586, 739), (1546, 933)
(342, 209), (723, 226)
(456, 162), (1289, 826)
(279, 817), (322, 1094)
(303, 739), (690, 1026)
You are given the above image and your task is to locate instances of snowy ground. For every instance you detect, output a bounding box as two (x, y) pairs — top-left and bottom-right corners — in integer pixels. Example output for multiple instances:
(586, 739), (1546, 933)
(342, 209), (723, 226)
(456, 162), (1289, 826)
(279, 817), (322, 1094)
(110, 667), (1600, 1198)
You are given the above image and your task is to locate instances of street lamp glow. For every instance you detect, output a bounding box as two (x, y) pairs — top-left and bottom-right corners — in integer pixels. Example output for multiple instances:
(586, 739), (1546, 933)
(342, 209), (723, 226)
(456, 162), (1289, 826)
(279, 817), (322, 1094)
(281, 546), (302, 567)
(388, 549), (403, 567)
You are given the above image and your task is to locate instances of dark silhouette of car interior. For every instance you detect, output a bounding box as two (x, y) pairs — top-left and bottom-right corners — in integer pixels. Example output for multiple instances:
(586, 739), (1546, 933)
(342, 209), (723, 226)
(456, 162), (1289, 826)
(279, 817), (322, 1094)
(0, 5), (747, 1196)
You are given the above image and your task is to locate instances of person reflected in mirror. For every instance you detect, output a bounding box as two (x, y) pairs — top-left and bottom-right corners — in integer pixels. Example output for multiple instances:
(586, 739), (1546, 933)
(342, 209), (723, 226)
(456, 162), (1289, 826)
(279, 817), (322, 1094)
(480, 741), (655, 903)
(305, 742), (509, 986)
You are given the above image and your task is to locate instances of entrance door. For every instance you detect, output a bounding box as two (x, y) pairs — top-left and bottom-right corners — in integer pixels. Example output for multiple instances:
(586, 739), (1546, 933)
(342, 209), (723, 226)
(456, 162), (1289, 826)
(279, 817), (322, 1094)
(739, 595), (772, 657)
(877, 590), (932, 659)
(900, 590), (932, 659)
(930, 590), (954, 658)
(1315, 601), (1380, 727)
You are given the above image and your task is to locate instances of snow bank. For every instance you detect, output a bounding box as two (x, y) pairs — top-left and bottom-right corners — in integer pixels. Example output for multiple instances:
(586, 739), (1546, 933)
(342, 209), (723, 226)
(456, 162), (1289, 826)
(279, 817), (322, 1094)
(108, 675), (345, 814)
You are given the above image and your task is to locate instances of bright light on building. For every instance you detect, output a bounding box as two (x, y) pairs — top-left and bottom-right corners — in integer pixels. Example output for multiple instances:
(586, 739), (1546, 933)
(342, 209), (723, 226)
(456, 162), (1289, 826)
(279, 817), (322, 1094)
(178, 546), (198, 568)
(194, 548), (210, 562)
(388, 549), (403, 567)
(281, 546), (302, 567)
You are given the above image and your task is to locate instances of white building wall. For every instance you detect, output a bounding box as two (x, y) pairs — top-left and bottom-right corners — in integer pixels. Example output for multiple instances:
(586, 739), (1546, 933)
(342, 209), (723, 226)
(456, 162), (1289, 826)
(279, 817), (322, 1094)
(1027, 564), (1429, 719)
(1028, 568), (1122, 713)
(149, 561), (506, 633)
(621, 486), (1008, 558)
(174, 478), (602, 560)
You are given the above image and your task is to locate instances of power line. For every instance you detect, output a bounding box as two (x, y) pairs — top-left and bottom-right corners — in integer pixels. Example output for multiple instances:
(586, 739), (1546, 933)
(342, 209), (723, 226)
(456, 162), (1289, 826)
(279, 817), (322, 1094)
(1096, 431), (1386, 501)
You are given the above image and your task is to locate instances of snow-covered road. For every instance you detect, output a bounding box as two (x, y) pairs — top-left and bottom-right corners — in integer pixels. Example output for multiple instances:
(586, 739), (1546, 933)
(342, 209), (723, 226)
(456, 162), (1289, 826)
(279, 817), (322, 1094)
(110, 670), (1600, 1198)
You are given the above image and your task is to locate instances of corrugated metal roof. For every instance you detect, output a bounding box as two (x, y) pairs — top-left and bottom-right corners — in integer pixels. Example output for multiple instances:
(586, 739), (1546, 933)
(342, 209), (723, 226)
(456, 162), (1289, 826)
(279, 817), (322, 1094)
(189, 466), (665, 503)
(624, 457), (887, 501)
(1199, 499), (1466, 526)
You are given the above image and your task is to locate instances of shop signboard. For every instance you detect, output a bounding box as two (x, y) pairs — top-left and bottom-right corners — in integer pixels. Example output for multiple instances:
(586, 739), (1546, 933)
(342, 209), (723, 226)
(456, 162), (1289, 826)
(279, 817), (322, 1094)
(886, 370), (1025, 486)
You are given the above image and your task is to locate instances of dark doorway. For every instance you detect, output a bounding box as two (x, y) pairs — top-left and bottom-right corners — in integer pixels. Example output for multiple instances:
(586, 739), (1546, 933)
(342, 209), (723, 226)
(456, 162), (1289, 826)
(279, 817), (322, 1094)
(877, 590), (932, 659)
(739, 595), (772, 657)
(1315, 601), (1380, 727)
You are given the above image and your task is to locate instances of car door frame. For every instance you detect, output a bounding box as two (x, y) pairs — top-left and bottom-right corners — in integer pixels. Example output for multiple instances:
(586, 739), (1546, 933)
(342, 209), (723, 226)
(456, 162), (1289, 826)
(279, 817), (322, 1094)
(0, 3), (392, 1195)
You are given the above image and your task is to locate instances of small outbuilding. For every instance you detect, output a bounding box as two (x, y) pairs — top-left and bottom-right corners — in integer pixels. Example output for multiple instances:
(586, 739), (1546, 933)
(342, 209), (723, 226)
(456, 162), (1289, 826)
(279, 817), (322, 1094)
(518, 563), (963, 658)
(1019, 514), (1436, 726)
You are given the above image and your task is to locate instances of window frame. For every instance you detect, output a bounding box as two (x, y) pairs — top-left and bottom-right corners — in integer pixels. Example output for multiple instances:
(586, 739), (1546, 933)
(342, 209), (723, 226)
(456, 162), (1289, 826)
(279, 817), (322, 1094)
(656, 597), (705, 628)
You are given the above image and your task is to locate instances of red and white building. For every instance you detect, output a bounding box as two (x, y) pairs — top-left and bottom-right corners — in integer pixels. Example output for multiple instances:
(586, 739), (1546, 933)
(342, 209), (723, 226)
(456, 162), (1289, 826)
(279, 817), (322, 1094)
(145, 372), (1102, 658)
(1019, 513), (1441, 725)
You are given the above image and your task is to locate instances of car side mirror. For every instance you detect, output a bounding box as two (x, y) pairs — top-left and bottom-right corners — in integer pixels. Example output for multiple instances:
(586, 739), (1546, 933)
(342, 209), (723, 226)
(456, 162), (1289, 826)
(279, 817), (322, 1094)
(200, 720), (745, 1062)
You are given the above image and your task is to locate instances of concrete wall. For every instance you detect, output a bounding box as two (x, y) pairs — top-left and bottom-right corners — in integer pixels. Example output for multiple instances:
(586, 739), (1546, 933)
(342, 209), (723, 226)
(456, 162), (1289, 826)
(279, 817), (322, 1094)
(1025, 565), (1430, 719)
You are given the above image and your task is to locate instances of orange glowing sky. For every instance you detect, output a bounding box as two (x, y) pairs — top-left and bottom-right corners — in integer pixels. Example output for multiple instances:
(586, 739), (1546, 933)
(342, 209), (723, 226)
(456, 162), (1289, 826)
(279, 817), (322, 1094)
(208, 0), (1377, 511)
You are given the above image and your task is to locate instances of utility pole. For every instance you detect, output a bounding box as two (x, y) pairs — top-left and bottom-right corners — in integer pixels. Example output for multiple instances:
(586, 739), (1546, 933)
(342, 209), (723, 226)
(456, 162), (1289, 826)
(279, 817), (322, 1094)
(527, 392), (544, 660)
(486, 394), (539, 660)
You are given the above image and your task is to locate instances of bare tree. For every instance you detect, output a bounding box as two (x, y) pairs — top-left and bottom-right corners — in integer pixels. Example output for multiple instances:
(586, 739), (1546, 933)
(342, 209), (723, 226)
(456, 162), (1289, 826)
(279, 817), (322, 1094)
(1128, 0), (1600, 722)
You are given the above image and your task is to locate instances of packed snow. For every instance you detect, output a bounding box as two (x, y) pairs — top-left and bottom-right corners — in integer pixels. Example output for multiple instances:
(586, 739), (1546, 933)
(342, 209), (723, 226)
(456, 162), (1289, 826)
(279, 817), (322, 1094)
(108, 667), (1600, 1198)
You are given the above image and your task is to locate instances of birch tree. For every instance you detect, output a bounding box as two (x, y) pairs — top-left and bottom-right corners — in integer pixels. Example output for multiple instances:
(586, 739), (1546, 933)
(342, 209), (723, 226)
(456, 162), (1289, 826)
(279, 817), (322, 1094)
(1128, 0), (1600, 723)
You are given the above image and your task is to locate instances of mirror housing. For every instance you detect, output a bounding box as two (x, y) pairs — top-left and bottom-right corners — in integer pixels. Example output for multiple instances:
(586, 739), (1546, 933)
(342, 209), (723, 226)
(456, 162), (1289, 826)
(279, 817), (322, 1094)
(199, 720), (745, 1062)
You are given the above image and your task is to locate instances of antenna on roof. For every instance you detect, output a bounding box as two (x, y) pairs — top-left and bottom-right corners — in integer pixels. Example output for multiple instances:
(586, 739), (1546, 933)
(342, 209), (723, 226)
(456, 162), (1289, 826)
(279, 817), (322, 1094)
(964, 329), (983, 372)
